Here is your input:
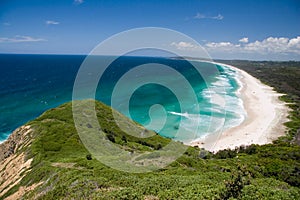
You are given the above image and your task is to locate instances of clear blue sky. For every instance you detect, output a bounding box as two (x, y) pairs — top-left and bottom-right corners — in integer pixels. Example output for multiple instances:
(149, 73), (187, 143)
(0, 0), (299, 60)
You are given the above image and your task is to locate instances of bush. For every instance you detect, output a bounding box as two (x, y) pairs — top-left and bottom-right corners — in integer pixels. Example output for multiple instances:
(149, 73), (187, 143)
(107, 134), (115, 143)
(214, 149), (237, 159)
(86, 154), (92, 160)
(220, 165), (252, 199)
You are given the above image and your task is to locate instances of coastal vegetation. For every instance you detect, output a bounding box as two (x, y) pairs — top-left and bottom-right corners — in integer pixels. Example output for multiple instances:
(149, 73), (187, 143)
(0, 61), (300, 199)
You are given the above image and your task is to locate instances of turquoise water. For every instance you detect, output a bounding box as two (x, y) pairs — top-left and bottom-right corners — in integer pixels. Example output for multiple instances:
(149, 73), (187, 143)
(0, 54), (245, 143)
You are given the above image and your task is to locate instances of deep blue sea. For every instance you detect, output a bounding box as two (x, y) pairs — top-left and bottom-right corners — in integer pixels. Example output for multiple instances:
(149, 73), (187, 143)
(0, 54), (245, 143)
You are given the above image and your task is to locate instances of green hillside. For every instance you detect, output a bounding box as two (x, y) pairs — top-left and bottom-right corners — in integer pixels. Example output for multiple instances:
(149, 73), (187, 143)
(0, 99), (299, 199)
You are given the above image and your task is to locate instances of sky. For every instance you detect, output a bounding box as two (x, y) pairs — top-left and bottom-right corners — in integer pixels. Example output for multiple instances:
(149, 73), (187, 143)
(0, 0), (300, 60)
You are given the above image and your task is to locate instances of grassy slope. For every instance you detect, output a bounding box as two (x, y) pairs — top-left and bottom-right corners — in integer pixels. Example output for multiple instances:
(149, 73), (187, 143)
(1, 61), (300, 199)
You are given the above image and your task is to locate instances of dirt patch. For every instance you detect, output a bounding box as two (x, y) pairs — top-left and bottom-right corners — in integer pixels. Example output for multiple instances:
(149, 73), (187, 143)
(144, 195), (159, 200)
(4, 181), (43, 200)
(52, 162), (76, 168)
(51, 162), (83, 170)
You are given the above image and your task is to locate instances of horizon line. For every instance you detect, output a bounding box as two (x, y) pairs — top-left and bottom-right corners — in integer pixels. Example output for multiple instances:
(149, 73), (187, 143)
(0, 53), (299, 62)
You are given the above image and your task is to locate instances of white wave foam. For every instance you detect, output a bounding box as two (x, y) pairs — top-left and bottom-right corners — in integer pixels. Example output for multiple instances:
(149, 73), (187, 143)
(196, 62), (246, 140)
(168, 111), (190, 118)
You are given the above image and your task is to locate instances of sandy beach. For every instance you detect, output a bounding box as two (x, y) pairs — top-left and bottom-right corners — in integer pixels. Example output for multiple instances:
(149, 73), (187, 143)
(190, 63), (290, 152)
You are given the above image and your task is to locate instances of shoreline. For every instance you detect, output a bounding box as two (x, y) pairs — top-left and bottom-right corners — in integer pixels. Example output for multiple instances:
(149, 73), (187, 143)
(190, 62), (290, 152)
(0, 58), (291, 153)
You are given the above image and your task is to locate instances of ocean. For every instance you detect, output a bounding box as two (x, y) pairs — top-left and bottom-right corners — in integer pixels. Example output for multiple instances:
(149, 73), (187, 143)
(0, 54), (245, 143)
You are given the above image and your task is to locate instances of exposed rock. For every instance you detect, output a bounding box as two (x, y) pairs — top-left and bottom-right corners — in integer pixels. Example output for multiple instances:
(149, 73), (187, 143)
(0, 125), (33, 161)
(0, 152), (33, 197)
(0, 125), (34, 198)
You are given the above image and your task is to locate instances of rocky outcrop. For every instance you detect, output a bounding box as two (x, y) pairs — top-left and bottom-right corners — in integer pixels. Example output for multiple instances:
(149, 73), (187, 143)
(0, 125), (33, 161)
(0, 152), (33, 197)
(0, 125), (34, 198)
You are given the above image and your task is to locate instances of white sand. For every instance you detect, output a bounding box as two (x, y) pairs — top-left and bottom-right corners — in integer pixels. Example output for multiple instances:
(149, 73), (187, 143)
(190, 62), (289, 152)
